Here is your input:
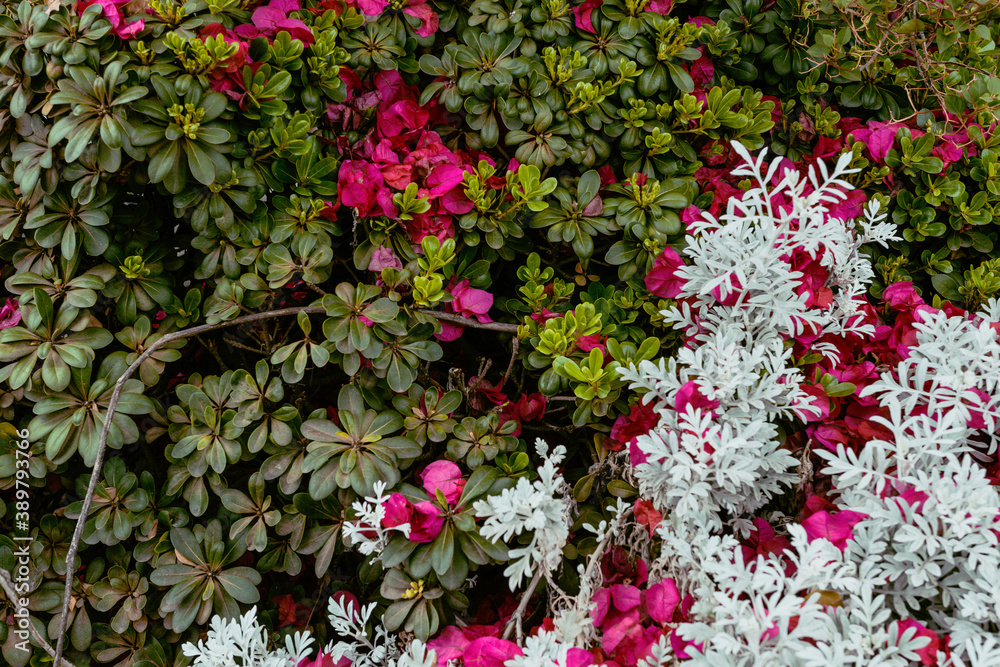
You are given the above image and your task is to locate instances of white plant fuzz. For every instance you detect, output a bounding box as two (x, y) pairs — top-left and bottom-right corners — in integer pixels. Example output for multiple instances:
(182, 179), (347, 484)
(181, 595), (437, 667)
(181, 605), (313, 667)
(473, 438), (574, 590)
(613, 143), (1000, 666)
(342, 480), (411, 563)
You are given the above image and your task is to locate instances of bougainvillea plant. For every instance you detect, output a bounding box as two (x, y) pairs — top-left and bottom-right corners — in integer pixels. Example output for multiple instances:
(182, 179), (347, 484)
(2, 0), (1000, 666)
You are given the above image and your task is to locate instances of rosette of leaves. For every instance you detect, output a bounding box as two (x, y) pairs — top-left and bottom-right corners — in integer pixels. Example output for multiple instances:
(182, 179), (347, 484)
(64, 457), (151, 546)
(220, 472), (281, 553)
(495, 68), (549, 130)
(321, 282), (400, 375)
(300, 385), (421, 498)
(604, 173), (690, 236)
(106, 315), (186, 387)
(5, 254), (114, 309)
(452, 29), (526, 99)
(25, 355), (153, 466)
(261, 409), (317, 497)
(392, 385), (461, 446)
(379, 568), (453, 641)
(371, 322), (443, 393)
(759, 0), (810, 90)
(163, 460), (224, 519)
(505, 113), (572, 168)
(530, 169), (615, 261)
(149, 520), (262, 633)
(30, 514), (73, 576)
(0, 0), (54, 119)
(447, 413), (519, 469)
(167, 371), (246, 477)
(91, 547), (150, 634)
(573, 8), (638, 79)
(230, 360), (297, 453)
(173, 165), (264, 241)
(0, 288), (112, 392)
(341, 20), (406, 70)
(381, 467), (509, 634)
(634, 17), (703, 97)
(270, 309), (336, 384)
(457, 160), (556, 255)
(0, 421), (53, 489)
(131, 470), (190, 563)
(24, 186), (115, 258)
(131, 75), (232, 194)
(47, 56), (148, 172)
(263, 242), (334, 290)
(102, 248), (175, 324)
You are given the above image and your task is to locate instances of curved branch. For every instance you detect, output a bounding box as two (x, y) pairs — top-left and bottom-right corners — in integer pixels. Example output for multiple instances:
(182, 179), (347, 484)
(0, 568), (79, 667)
(53, 305), (324, 666)
(416, 309), (521, 333)
(52, 305), (519, 665)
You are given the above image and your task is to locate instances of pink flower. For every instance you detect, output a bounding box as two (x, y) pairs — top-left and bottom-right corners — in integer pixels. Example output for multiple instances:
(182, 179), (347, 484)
(436, 280), (494, 341)
(675, 381), (719, 414)
(498, 393), (546, 436)
(848, 120), (904, 163)
(0, 298), (20, 330)
(802, 509), (867, 551)
(338, 160), (388, 217)
(297, 653), (349, 667)
(409, 501), (445, 542)
(368, 246), (403, 272)
(420, 460), (466, 505)
(610, 401), (659, 452)
(401, 0), (439, 37)
(463, 637), (522, 667)
(645, 579), (680, 624)
(645, 247), (686, 299)
(711, 273), (742, 306)
(78, 0), (144, 39)
(633, 499), (663, 537)
(883, 281), (925, 310)
(895, 619), (947, 666)
(741, 518), (794, 571)
(382, 493), (413, 529)
(355, 0), (389, 13)
(572, 0), (604, 34)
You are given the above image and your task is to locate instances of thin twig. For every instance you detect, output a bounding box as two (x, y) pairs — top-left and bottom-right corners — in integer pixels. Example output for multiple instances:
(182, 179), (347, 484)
(415, 310), (520, 333)
(0, 568), (79, 667)
(52, 305), (325, 666)
(500, 336), (520, 389)
(502, 567), (545, 642)
(52, 305), (522, 665)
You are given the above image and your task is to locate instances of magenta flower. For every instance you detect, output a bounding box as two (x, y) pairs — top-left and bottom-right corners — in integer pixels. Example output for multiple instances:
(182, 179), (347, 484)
(409, 501), (445, 542)
(802, 509), (867, 551)
(79, 0), (144, 39)
(420, 460), (466, 505)
(436, 280), (494, 341)
(338, 160), (388, 217)
(572, 0), (604, 33)
(0, 298), (20, 330)
(674, 380), (720, 414)
(463, 637), (522, 667)
(237, 0), (314, 45)
(645, 579), (680, 625)
(644, 247), (686, 299)
(368, 246), (403, 272)
(381, 493), (413, 530)
(894, 619), (947, 666)
(609, 402), (658, 452)
(848, 120), (904, 163)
